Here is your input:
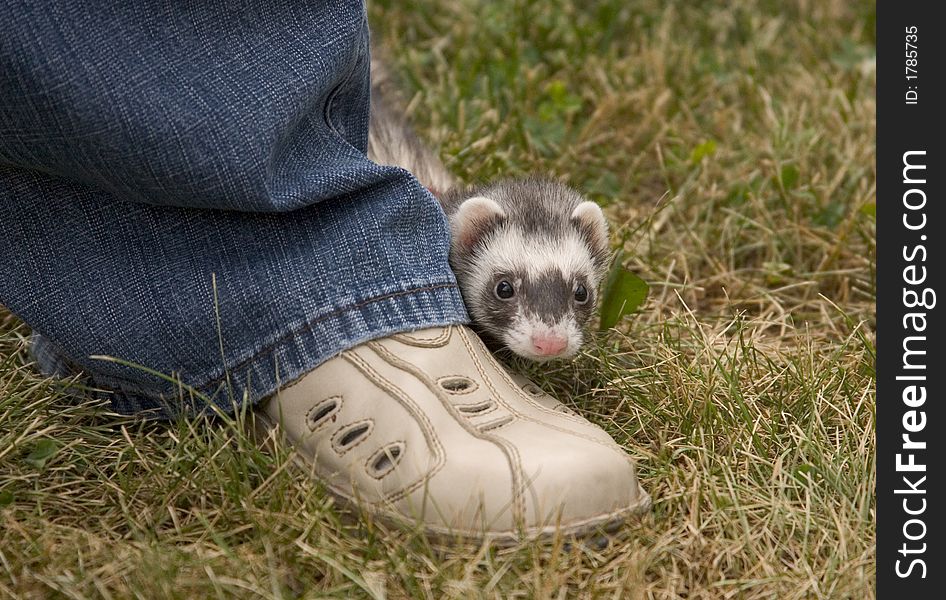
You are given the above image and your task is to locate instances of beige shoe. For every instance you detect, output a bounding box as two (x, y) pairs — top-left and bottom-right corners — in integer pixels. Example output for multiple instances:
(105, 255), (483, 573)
(255, 325), (650, 543)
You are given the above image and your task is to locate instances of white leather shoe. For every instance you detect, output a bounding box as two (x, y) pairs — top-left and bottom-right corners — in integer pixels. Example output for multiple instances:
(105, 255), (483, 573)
(255, 325), (650, 543)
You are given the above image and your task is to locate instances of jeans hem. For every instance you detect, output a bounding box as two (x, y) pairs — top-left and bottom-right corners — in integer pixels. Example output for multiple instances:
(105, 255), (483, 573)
(31, 282), (470, 419)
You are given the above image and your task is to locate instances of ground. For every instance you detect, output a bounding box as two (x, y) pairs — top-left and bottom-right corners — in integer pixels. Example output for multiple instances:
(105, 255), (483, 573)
(1, 1), (875, 598)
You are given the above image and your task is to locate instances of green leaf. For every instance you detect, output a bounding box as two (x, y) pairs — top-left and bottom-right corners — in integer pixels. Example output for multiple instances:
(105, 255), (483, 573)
(599, 253), (649, 331)
(25, 439), (59, 469)
(689, 139), (717, 164)
(779, 164), (800, 189)
(860, 202), (876, 220)
(545, 80), (568, 103)
(813, 201), (846, 229)
(538, 80), (583, 123)
(0, 489), (13, 507)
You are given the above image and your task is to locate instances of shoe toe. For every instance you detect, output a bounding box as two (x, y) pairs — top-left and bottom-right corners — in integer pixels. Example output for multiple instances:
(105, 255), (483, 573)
(494, 420), (648, 531)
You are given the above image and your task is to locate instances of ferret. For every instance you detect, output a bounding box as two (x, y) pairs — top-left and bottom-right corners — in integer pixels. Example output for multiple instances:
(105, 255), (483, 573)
(368, 58), (610, 361)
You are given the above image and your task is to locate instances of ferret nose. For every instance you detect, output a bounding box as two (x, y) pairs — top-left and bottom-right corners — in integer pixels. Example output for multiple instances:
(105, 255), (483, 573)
(531, 333), (568, 356)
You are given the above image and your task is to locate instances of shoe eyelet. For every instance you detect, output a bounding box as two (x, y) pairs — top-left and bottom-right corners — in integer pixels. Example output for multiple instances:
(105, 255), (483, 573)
(332, 420), (373, 454)
(522, 383), (545, 397)
(366, 442), (405, 479)
(438, 376), (478, 394)
(306, 396), (342, 431)
(457, 400), (495, 415)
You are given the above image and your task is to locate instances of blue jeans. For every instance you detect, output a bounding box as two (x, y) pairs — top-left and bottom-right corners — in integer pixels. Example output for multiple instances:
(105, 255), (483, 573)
(0, 0), (469, 418)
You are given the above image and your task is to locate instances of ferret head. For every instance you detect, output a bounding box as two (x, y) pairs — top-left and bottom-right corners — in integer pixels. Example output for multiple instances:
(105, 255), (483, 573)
(448, 179), (611, 361)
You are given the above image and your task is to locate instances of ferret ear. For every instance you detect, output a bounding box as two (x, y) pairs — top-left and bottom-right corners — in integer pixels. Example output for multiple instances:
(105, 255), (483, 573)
(570, 201), (610, 268)
(452, 196), (506, 251)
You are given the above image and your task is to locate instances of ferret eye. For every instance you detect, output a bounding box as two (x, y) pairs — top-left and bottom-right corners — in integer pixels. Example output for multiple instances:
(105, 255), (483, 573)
(574, 284), (589, 304)
(495, 280), (515, 299)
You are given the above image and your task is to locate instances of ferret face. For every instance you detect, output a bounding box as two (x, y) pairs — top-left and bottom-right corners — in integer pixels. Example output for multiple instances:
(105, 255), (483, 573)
(448, 187), (611, 361)
(471, 251), (601, 361)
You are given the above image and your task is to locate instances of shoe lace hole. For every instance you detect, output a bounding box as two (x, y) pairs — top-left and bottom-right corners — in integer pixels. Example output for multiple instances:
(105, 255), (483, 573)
(439, 376), (477, 394)
(367, 443), (404, 478)
(307, 396), (341, 430)
(335, 421), (373, 451)
(458, 401), (494, 414)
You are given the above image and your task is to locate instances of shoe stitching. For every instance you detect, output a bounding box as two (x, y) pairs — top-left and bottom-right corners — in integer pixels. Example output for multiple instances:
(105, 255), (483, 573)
(331, 419), (375, 455)
(255, 409), (652, 540)
(256, 401), (443, 509)
(364, 440), (406, 480)
(456, 327), (622, 442)
(390, 327), (452, 348)
(477, 415), (515, 431)
(469, 332), (608, 429)
(363, 341), (519, 510)
(435, 374), (480, 395)
(322, 469), (650, 541)
(368, 336), (527, 524)
(256, 414), (651, 539)
(521, 383), (545, 396)
(454, 399), (499, 417)
(461, 332), (630, 460)
(305, 395), (343, 432)
(342, 350), (447, 503)
(455, 327), (636, 461)
(517, 383), (576, 415)
(383, 327), (641, 526)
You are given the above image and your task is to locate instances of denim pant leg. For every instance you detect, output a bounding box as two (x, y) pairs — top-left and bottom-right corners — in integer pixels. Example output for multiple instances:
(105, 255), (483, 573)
(0, 1), (468, 418)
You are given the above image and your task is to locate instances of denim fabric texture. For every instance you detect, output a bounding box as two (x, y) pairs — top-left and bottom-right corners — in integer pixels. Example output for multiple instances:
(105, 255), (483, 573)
(0, 0), (469, 418)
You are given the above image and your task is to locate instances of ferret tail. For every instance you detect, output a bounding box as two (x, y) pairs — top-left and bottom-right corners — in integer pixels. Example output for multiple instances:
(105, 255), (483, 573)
(368, 55), (456, 197)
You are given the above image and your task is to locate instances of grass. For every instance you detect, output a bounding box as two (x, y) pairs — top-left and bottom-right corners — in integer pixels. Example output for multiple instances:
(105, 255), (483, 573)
(1, 0), (875, 597)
